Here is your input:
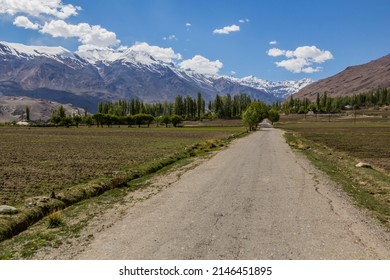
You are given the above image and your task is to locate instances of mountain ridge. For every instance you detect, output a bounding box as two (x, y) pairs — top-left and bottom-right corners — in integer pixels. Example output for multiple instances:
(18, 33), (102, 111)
(0, 41), (312, 119)
(293, 53), (390, 100)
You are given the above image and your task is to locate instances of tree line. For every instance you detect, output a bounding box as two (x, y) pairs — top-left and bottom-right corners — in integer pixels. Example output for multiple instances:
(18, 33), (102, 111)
(281, 88), (390, 114)
(48, 91), (279, 129)
(96, 92), (253, 120)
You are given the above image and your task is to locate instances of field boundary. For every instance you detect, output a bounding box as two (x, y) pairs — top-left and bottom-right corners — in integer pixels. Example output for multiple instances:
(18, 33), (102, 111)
(0, 131), (247, 243)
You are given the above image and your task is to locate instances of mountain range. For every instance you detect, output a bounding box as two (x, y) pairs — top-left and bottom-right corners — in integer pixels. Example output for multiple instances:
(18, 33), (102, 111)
(293, 53), (390, 100)
(0, 41), (312, 120)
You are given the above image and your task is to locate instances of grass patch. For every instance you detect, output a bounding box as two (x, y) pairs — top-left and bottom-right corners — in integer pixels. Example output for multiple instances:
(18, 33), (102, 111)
(47, 211), (65, 229)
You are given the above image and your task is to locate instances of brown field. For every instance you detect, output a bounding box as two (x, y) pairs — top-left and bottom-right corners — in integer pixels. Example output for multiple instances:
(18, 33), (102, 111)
(0, 125), (245, 206)
(277, 113), (390, 172)
(277, 112), (390, 226)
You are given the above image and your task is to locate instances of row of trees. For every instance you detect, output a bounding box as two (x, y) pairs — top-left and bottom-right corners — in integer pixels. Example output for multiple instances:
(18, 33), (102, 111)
(50, 92), (279, 129)
(97, 92), (253, 120)
(50, 106), (185, 128)
(242, 101), (280, 131)
(282, 88), (390, 114)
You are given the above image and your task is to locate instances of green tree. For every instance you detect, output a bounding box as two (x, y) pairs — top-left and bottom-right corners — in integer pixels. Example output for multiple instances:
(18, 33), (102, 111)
(73, 115), (82, 128)
(50, 115), (61, 127)
(92, 113), (105, 127)
(57, 105), (66, 119)
(125, 115), (134, 127)
(242, 101), (267, 131)
(170, 114), (183, 127)
(25, 106), (30, 122)
(268, 109), (280, 125)
(61, 116), (73, 128)
(133, 113), (154, 128)
(84, 115), (94, 127)
(161, 115), (171, 127)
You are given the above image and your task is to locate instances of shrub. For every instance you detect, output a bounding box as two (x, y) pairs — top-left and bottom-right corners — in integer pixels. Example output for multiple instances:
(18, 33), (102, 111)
(47, 211), (65, 228)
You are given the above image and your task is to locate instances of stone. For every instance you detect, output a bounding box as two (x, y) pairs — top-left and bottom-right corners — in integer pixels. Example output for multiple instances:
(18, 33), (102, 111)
(355, 162), (372, 168)
(0, 205), (19, 214)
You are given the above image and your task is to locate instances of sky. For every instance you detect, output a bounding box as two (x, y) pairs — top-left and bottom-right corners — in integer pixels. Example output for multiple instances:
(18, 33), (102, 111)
(0, 0), (389, 82)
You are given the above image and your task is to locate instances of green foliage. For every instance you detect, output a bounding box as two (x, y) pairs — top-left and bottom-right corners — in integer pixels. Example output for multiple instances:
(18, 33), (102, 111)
(282, 88), (390, 114)
(96, 92), (252, 121)
(161, 115), (171, 127)
(47, 211), (65, 229)
(242, 101), (267, 131)
(170, 114), (183, 127)
(60, 116), (73, 128)
(268, 109), (280, 124)
(73, 115), (82, 128)
(25, 106), (30, 122)
(133, 113), (154, 128)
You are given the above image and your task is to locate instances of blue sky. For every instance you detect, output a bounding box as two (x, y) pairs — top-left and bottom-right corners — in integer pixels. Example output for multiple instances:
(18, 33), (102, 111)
(1, 0), (389, 81)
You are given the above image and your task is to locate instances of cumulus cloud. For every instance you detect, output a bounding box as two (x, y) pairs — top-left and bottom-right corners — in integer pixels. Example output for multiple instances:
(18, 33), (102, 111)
(269, 40), (278, 45)
(267, 45), (333, 73)
(40, 20), (120, 48)
(13, 16), (40, 30)
(1, 0), (119, 49)
(0, 0), (80, 19)
(267, 47), (285, 57)
(213, 24), (240, 35)
(129, 42), (182, 63)
(179, 55), (223, 75)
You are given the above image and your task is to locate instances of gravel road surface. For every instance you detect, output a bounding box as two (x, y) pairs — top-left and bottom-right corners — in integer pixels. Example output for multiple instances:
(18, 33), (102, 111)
(75, 127), (390, 259)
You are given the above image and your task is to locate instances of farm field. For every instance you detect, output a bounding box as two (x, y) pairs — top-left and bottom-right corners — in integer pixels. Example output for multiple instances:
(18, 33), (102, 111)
(0, 124), (245, 206)
(277, 114), (390, 172)
(276, 113), (390, 226)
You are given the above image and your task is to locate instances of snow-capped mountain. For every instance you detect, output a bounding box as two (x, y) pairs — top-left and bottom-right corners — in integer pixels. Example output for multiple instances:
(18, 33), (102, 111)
(0, 41), (313, 113)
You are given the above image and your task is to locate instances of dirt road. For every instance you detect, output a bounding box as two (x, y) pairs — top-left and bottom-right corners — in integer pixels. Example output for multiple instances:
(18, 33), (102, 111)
(75, 127), (390, 259)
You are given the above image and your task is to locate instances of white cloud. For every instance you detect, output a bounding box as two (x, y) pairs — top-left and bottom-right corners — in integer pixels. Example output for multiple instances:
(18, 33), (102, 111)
(1, 1), (119, 49)
(163, 35), (178, 41)
(179, 55), (223, 75)
(13, 16), (40, 30)
(129, 42), (182, 63)
(238, 18), (250, 23)
(267, 48), (285, 57)
(269, 40), (278, 45)
(185, 23), (191, 27)
(267, 45), (333, 73)
(40, 20), (120, 48)
(213, 24), (240, 35)
(0, 0), (80, 19)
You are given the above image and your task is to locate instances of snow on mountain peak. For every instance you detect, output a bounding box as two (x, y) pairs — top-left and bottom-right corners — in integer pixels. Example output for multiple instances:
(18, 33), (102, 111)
(0, 41), (314, 101)
(0, 41), (76, 60)
(75, 44), (167, 67)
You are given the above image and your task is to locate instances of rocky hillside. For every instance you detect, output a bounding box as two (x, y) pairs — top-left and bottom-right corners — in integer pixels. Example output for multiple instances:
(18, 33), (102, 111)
(0, 96), (82, 122)
(293, 53), (390, 100)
